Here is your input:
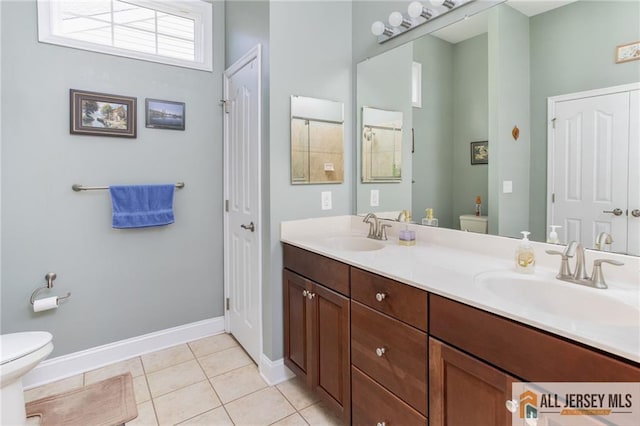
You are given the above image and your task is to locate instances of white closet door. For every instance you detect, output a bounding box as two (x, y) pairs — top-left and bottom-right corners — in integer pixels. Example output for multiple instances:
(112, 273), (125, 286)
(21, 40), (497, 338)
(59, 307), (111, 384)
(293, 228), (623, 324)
(550, 92), (629, 252)
(627, 90), (639, 256)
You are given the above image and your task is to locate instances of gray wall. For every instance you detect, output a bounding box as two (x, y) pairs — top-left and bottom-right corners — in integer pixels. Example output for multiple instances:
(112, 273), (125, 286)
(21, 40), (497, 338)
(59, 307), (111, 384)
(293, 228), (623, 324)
(356, 43), (413, 215)
(1, 0), (225, 357)
(451, 34), (489, 228)
(412, 36), (453, 227)
(528, 0), (640, 241)
(488, 4), (530, 238)
(266, 1), (353, 360)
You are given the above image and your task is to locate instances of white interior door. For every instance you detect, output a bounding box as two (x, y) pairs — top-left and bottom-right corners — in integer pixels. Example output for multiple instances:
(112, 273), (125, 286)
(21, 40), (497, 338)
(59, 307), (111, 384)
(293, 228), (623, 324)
(223, 45), (262, 364)
(549, 91), (630, 252)
(627, 90), (640, 256)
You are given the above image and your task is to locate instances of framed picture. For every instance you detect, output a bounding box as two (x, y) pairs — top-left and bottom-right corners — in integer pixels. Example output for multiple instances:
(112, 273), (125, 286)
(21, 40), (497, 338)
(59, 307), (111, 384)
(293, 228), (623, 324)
(470, 140), (489, 165)
(615, 41), (640, 64)
(145, 98), (185, 130)
(70, 89), (136, 138)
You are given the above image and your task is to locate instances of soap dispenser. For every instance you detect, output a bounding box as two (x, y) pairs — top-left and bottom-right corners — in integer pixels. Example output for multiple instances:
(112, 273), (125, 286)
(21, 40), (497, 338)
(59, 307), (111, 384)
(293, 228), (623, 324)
(399, 211), (416, 246)
(547, 225), (561, 244)
(515, 231), (535, 274)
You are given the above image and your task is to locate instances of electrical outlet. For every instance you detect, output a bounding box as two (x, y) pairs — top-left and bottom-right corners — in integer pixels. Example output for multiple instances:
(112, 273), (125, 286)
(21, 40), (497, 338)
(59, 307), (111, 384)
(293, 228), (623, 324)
(321, 191), (332, 210)
(370, 189), (380, 207)
(503, 180), (513, 193)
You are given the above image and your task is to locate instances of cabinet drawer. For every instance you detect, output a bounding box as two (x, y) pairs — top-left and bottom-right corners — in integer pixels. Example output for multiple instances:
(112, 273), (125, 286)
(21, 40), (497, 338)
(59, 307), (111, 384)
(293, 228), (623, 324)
(351, 301), (427, 416)
(352, 366), (426, 426)
(283, 244), (350, 296)
(430, 294), (640, 382)
(351, 267), (427, 331)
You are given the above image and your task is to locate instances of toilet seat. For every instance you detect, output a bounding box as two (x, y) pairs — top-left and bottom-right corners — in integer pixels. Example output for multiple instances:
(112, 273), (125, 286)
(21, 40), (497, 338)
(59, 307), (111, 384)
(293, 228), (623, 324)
(1, 332), (53, 365)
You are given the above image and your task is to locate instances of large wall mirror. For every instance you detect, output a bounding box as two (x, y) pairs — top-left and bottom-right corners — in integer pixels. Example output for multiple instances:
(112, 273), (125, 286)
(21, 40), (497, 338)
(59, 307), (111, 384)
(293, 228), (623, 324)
(356, 0), (640, 255)
(291, 95), (344, 184)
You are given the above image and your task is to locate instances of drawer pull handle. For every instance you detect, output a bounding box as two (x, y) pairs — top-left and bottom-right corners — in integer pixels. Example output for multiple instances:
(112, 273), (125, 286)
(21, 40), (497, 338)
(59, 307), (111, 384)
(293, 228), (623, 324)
(375, 292), (387, 302)
(505, 399), (518, 413)
(375, 347), (386, 357)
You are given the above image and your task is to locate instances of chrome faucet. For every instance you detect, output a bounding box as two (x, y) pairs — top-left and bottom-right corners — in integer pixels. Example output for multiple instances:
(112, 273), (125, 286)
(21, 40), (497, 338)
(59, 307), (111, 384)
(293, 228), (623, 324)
(595, 232), (613, 251)
(546, 240), (623, 289)
(362, 213), (390, 240)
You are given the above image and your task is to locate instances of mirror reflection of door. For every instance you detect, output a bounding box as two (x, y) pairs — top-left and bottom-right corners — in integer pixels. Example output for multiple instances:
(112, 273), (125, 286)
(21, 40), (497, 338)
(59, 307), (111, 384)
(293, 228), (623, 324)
(548, 86), (640, 255)
(362, 107), (403, 182)
(290, 96), (344, 184)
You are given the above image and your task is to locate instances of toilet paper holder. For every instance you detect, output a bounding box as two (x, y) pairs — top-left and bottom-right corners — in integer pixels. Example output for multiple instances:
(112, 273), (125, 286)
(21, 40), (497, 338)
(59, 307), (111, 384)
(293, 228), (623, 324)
(30, 272), (71, 305)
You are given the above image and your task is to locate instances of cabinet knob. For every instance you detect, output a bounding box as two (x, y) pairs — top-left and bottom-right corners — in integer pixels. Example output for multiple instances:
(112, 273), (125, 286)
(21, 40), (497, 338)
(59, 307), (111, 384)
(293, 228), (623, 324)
(377, 423), (386, 426)
(307, 292), (315, 300)
(505, 399), (519, 413)
(375, 347), (386, 357)
(375, 292), (387, 302)
(302, 290), (308, 298)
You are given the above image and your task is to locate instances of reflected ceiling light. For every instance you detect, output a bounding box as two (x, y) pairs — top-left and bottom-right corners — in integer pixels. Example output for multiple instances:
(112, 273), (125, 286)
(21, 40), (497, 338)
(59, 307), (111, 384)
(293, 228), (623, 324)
(371, 21), (394, 37)
(407, 1), (436, 20)
(389, 11), (412, 28)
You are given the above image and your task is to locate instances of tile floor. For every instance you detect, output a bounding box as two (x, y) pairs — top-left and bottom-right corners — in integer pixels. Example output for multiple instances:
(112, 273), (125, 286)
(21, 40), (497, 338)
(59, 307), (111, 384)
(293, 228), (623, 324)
(24, 333), (342, 426)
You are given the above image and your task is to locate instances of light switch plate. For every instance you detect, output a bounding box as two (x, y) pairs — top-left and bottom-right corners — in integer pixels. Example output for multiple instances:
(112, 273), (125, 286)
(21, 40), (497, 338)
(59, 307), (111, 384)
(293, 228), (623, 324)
(370, 189), (380, 207)
(503, 180), (513, 193)
(321, 191), (332, 210)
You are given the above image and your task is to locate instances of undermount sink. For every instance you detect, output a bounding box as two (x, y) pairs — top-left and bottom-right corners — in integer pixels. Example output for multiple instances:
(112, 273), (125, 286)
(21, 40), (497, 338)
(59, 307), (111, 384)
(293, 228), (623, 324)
(319, 236), (385, 252)
(474, 271), (640, 326)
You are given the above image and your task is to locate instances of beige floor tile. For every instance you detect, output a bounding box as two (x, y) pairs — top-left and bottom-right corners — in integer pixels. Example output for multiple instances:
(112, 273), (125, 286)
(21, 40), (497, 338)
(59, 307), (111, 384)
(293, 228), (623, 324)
(276, 377), (319, 410)
(24, 374), (84, 403)
(146, 359), (207, 397)
(225, 387), (295, 426)
(177, 406), (233, 425)
(84, 357), (144, 385)
(127, 400), (158, 426)
(198, 346), (253, 378)
(188, 333), (238, 358)
(141, 344), (194, 374)
(133, 375), (151, 403)
(299, 402), (343, 426)
(210, 364), (268, 403)
(270, 413), (309, 426)
(25, 415), (41, 426)
(154, 380), (221, 425)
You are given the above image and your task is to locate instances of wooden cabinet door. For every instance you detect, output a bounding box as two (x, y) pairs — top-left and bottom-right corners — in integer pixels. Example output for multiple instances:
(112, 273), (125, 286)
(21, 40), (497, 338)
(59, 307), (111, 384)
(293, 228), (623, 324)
(283, 269), (311, 382)
(429, 337), (516, 426)
(311, 282), (351, 424)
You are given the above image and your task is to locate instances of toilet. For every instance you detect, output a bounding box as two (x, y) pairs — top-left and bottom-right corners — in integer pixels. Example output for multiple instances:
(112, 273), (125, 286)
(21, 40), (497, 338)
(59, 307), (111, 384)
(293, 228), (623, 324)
(1, 332), (53, 426)
(460, 214), (488, 234)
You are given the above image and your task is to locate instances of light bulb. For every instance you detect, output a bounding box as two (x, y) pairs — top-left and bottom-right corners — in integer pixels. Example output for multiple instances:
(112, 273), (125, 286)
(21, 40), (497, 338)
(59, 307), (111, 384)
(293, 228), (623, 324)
(389, 11), (411, 28)
(408, 1), (434, 19)
(371, 21), (392, 36)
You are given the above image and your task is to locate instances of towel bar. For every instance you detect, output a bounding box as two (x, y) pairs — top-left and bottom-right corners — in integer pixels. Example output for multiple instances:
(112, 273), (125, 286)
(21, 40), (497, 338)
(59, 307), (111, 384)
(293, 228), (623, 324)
(72, 182), (185, 192)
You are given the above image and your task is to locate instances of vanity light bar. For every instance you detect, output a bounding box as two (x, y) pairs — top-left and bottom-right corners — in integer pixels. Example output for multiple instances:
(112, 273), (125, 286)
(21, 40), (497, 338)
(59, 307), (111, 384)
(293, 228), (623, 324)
(372, 0), (474, 44)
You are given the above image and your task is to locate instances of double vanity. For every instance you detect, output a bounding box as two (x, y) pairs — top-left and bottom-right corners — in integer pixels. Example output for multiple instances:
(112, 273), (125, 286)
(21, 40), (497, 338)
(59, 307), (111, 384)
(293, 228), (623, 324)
(281, 216), (640, 425)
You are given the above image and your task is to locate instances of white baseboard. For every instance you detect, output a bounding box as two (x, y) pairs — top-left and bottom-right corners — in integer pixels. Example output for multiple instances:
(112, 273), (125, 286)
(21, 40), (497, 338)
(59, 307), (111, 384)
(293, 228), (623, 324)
(259, 353), (295, 386)
(23, 316), (225, 389)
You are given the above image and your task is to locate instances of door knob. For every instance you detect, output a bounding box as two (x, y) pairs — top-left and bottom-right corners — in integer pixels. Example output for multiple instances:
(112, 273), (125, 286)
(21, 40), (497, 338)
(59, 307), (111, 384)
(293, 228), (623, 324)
(632, 209), (640, 218)
(240, 222), (255, 232)
(603, 208), (623, 216)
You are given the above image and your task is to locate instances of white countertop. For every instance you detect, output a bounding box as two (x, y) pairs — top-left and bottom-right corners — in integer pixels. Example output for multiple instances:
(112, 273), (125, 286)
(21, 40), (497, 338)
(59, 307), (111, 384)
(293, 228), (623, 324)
(281, 216), (640, 364)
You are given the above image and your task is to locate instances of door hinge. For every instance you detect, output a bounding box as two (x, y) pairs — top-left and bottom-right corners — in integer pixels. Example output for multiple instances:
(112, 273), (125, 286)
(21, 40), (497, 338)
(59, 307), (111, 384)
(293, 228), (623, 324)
(220, 99), (230, 114)
(225, 199), (229, 212)
(226, 298), (230, 310)
(551, 117), (556, 129)
(552, 193), (555, 203)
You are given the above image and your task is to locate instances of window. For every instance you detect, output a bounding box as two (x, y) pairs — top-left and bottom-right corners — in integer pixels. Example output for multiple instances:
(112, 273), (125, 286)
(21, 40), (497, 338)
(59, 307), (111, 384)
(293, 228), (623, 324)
(37, 0), (212, 71)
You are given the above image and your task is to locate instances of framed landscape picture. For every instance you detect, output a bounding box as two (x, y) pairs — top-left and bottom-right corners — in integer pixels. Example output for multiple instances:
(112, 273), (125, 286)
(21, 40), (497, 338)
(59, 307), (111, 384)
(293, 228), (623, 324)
(70, 89), (136, 138)
(470, 140), (489, 165)
(145, 98), (185, 130)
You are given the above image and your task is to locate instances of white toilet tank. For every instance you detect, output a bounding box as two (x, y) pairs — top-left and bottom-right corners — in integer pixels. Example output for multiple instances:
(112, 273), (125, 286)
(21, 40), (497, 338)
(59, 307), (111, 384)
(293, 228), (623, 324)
(460, 214), (488, 233)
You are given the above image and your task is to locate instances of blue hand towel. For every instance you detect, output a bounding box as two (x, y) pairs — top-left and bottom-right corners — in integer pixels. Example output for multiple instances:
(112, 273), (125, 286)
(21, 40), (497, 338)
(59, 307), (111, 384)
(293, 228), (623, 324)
(109, 185), (175, 229)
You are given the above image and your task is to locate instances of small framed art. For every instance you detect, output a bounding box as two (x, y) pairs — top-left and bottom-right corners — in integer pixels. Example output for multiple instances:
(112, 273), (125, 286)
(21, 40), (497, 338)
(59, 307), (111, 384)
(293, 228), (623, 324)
(615, 41), (640, 64)
(70, 89), (137, 138)
(145, 98), (185, 130)
(470, 141), (489, 165)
